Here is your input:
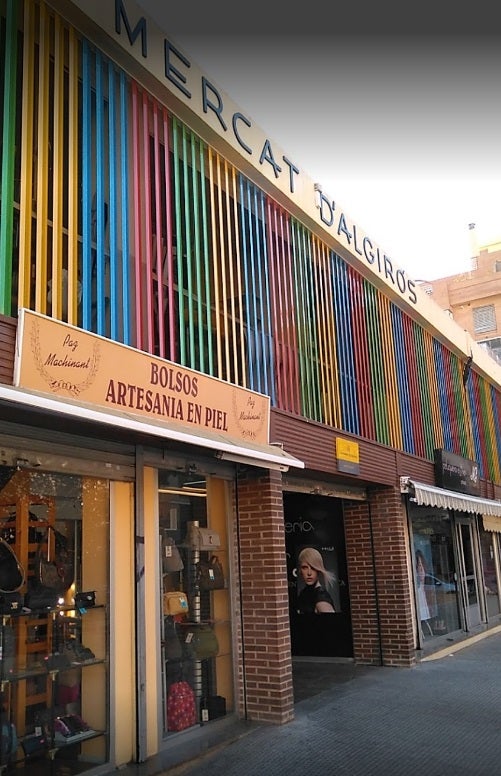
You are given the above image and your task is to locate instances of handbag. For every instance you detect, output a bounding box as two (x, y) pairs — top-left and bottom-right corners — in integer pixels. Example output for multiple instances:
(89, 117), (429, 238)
(36, 525), (74, 593)
(200, 694), (226, 722)
(1, 717), (18, 765)
(74, 591), (96, 610)
(179, 622), (219, 660)
(162, 537), (184, 573)
(43, 652), (71, 672)
(166, 680), (196, 732)
(188, 525), (221, 551)
(0, 537), (25, 593)
(0, 591), (24, 616)
(0, 624), (16, 676)
(164, 617), (183, 661)
(163, 591), (189, 616)
(21, 732), (48, 757)
(195, 556), (225, 591)
(24, 584), (59, 612)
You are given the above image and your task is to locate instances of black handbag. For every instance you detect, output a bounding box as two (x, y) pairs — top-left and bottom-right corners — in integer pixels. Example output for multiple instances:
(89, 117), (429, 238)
(24, 585), (59, 612)
(0, 537), (25, 593)
(0, 624), (16, 676)
(36, 525), (74, 593)
(200, 694), (226, 722)
(21, 733), (48, 757)
(164, 617), (183, 661)
(0, 591), (24, 616)
(195, 555), (225, 591)
(43, 652), (71, 672)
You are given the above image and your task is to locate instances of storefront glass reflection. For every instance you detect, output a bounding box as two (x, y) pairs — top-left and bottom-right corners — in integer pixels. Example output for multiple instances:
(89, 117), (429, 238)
(409, 504), (461, 638)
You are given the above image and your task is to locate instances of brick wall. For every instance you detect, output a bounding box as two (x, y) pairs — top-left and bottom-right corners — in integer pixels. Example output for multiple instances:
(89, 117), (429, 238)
(234, 467), (294, 724)
(345, 486), (416, 667)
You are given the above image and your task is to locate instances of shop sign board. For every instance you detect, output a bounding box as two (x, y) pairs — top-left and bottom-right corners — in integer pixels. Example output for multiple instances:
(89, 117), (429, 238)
(434, 449), (480, 496)
(14, 309), (270, 447)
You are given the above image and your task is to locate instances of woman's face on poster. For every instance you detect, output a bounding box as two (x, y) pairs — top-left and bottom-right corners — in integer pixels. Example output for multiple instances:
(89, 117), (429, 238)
(299, 561), (318, 586)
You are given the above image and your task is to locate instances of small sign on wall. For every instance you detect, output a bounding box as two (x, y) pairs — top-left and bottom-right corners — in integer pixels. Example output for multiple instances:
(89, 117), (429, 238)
(335, 438), (360, 475)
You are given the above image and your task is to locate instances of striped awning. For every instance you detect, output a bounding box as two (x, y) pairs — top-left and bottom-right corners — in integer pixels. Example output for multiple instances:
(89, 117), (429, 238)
(400, 477), (501, 517)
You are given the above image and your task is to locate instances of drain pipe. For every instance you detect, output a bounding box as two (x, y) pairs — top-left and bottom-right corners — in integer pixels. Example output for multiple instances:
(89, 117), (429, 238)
(234, 464), (248, 719)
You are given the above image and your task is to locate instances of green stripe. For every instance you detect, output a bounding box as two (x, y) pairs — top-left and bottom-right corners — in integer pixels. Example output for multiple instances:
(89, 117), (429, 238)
(0, 0), (18, 313)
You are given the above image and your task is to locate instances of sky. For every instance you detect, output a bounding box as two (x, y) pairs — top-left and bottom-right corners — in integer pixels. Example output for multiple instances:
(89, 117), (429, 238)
(137, 3), (501, 282)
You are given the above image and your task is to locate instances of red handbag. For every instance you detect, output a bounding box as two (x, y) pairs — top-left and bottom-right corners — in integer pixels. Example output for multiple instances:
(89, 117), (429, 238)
(167, 681), (196, 732)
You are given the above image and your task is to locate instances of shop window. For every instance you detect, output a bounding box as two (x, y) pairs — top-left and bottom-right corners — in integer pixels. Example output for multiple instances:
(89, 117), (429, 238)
(479, 529), (501, 619)
(409, 504), (461, 639)
(158, 472), (232, 735)
(0, 468), (109, 772)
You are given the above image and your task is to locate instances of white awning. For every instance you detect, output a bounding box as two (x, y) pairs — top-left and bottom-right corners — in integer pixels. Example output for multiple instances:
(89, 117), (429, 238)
(0, 384), (304, 472)
(400, 476), (501, 517)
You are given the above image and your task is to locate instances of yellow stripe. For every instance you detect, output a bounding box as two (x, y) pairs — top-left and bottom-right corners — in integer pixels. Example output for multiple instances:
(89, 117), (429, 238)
(18, 0), (35, 307)
(483, 383), (499, 480)
(51, 14), (64, 319)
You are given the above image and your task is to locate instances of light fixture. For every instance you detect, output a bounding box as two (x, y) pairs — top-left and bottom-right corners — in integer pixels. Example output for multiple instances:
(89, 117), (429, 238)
(158, 487), (206, 498)
(215, 451), (289, 472)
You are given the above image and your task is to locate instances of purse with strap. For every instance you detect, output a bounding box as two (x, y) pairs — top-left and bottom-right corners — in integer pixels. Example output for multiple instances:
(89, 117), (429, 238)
(188, 525), (221, 552)
(195, 556), (225, 591)
(163, 591), (189, 616)
(179, 622), (219, 660)
(36, 525), (74, 593)
(162, 537), (184, 573)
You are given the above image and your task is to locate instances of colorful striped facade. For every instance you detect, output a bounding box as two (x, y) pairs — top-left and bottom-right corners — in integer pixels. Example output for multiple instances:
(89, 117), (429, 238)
(2, 4), (501, 775)
(2, 0), (501, 482)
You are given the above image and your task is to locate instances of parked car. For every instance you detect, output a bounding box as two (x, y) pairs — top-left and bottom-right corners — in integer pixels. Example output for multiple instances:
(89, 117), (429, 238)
(424, 574), (456, 593)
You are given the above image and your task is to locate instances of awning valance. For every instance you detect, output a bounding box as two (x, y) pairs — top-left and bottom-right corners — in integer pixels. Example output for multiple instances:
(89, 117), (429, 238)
(482, 515), (501, 532)
(0, 385), (304, 472)
(400, 477), (501, 517)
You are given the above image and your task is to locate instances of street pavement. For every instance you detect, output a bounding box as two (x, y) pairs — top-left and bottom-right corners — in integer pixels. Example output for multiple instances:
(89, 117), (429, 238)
(165, 628), (501, 776)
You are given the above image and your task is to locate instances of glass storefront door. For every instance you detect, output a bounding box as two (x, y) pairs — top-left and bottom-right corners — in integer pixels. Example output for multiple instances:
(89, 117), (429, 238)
(480, 528), (501, 618)
(409, 503), (461, 639)
(454, 518), (482, 629)
(409, 503), (489, 645)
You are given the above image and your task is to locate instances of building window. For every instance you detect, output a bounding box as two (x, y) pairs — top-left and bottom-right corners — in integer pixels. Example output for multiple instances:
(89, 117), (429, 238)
(473, 305), (496, 334)
(495, 261), (501, 272)
(478, 337), (501, 364)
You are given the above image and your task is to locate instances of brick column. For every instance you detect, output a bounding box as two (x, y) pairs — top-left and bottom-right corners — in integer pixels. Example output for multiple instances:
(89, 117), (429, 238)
(234, 468), (294, 724)
(344, 486), (416, 667)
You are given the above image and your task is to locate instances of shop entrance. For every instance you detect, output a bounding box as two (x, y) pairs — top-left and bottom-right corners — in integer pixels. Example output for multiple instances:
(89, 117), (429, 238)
(284, 492), (353, 658)
(454, 517), (482, 629)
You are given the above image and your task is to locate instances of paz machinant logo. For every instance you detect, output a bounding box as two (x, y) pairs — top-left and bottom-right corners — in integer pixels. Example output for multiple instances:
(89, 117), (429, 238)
(30, 320), (100, 397)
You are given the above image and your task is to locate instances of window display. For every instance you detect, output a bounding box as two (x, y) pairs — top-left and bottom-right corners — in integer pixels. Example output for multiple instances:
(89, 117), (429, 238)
(0, 468), (109, 774)
(158, 472), (232, 735)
